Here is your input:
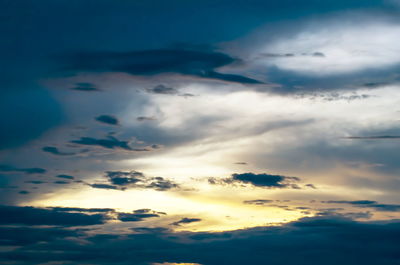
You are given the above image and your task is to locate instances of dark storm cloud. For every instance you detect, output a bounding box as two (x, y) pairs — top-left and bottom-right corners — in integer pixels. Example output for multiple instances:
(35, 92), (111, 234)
(42, 146), (76, 156)
(1, 216), (400, 265)
(0, 164), (46, 174)
(95, 115), (119, 125)
(0, 205), (106, 226)
(322, 200), (400, 212)
(171, 217), (202, 226)
(70, 82), (99, 91)
(90, 171), (179, 191)
(70, 136), (140, 151)
(209, 172), (301, 188)
(117, 209), (164, 222)
(61, 49), (263, 84)
(146, 84), (178, 95)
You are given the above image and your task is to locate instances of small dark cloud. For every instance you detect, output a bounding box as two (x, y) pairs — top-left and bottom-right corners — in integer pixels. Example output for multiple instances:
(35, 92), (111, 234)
(305, 183), (317, 189)
(243, 199), (274, 205)
(209, 172), (301, 189)
(56, 174), (75, 180)
(18, 190), (30, 195)
(70, 82), (99, 91)
(146, 84), (178, 95)
(54, 180), (70, 185)
(234, 162), (247, 165)
(0, 205), (106, 226)
(70, 136), (135, 151)
(0, 164), (46, 174)
(171, 217), (202, 226)
(137, 116), (157, 121)
(89, 183), (122, 190)
(24, 180), (46, 184)
(106, 171), (144, 186)
(131, 227), (170, 234)
(42, 146), (76, 156)
(95, 115), (119, 125)
(89, 171), (179, 191)
(117, 209), (163, 222)
(179, 93), (195, 98)
(146, 176), (179, 191)
(312, 52), (325, 57)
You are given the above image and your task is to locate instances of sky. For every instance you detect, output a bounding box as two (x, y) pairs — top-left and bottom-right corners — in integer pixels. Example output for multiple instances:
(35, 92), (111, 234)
(1, 0), (400, 264)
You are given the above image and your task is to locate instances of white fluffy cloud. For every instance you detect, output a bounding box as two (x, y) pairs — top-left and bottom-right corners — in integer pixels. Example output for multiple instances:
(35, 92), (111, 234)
(254, 20), (400, 75)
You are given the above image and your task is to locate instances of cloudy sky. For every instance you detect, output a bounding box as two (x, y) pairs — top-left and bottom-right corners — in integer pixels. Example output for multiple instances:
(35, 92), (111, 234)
(2, 1), (400, 264)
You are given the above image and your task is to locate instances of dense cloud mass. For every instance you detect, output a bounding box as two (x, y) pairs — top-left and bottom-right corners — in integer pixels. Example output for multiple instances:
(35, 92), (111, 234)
(0, 216), (399, 264)
(0, 205), (107, 226)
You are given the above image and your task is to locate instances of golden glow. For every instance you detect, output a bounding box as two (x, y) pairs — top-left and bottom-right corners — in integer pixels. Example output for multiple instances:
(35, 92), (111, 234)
(28, 183), (310, 232)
